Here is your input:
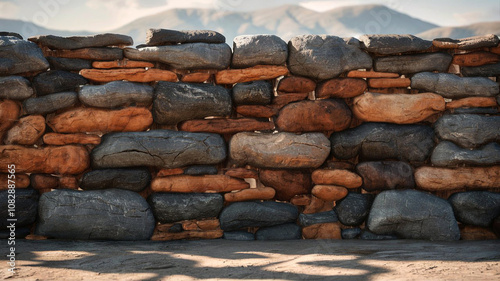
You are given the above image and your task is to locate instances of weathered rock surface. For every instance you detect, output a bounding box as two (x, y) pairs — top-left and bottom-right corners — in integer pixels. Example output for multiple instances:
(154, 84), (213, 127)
(43, 133), (100, 145)
(335, 193), (374, 226)
(298, 210), (338, 227)
(179, 118), (275, 134)
(316, 78), (367, 99)
(367, 190), (460, 241)
(33, 70), (87, 96)
(452, 108), (499, 114)
(229, 132), (330, 169)
(46, 57), (92, 71)
(219, 201), (298, 231)
(151, 229), (223, 241)
(368, 78), (411, 88)
(460, 225), (498, 240)
(360, 230), (399, 240)
(223, 231), (255, 241)
(277, 76), (316, 93)
(431, 141), (500, 166)
(181, 72), (211, 83)
(79, 81), (153, 108)
(29, 33), (133, 49)
(80, 168), (151, 192)
(23, 92), (78, 115)
(0, 173), (30, 190)
(341, 228), (362, 239)
(47, 47), (123, 60)
(145, 29), (225, 45)
(302, 222), (341, 239)
(452, 51), (500, 67)
(92, 60), (154, 69)
(347, 70), (399, 78)
(434, 114), (500, 148)
(259, 169), (313, 201)
(150, 175), (249, 193)
(330, 123), (435, 163)
(415, 166), (500, 191)
(432, 34), (499, 50)
(236, 105), (278, 118)
(446, 97), (497, 109)
(215, 65), (289, 84)
(154, 82), (232, 125)
(449, 191), (500, 227)
(0, 76), (33, 100)
(232, 35), (288, 68)
(461, 63), (500, 77)
(288, 35), (372, 80)
(0, 36), (49, 75)
(374, 53), (452, 74)
(311, 169), (362, 188)
(36, 189), (154, 240)
(232, 81), (272, 105)
(4, 115), (45, 145)
(312, 185), (348, 202)
(360, 34), (432, 54)
(184, 165), (218, 176)
(256, 223), (302, 240)
(224, 187), (276, 202)
(148, 193), (223, 223)
(79, 68), (177, 83)
(0, 189), (38, 229)
(0, 32), (22, 39)
(356, 161), (415, 191)
(91, 130), (226, 169)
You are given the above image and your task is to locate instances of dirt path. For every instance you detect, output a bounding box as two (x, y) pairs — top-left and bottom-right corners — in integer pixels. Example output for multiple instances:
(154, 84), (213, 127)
(1, 239), (499, 280)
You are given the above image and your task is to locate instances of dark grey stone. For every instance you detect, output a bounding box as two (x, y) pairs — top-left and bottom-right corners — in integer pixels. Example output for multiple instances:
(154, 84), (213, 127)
(46, 57), (92, 71)
(220, 201), (298, 231)
(80, 168), (151, 192)
(287, 35), (372, 80)
(168, 224), (183, 233)
(125, 43), (231, 70)
(360, 34), (432, 55)
(232, 81), (273, 105)
(0, 76), (33, 100)
(232, 35), (288, 68)
(23, 91), (78, 115)
(341, 228), (362, 239)
(335, 193), (374, 226)
(28, 33), (133, 50)
(449, 191), (500, 227)
(91, 130), (227, 169)
(0, 36), (49, 75)
(184, 165), (218, 175)
(55, 47), (123, 60)
(35, 189), (155, 240)
(462, 63), (500, 77)
(223, 231), (255, 241)
(255, 223), (301, 240)
(0, 189), (38, 229)
(434, 34), (499, 50)
(410, 72), (499, 99)
(356, 161), (415, 191)
(330, 123), (435, 163)
(153, 82), (232, 125)
(431, 141), (500, 167)
(145, 29), (226, 45)
(0, 227), (30, 239)
(0, 32), (22, 39)
(367, 190), (460, 241)
(360, 230), (398, 240)
(79, 81), (153, 108)
(33, 70), (87, 96)
(374, 53), (452, 74)
(434, 114), (500, 148)
(147, 193), (223, 223)
(452, 108), (499, 114)
(298, 210), (338, 227)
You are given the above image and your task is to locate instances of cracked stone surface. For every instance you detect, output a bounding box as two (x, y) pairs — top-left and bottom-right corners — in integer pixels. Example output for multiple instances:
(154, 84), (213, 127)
(91, 130), (227, 169)
(80, 168), (151, 192)
(35, 189), (155, 240)
(0, 36), (49, 75)
(145, 29), (226, 45)
(431, 141), (500, 166)
(367, 189), (460, 241)
(0, 189), (38, 229)
(360, 34), (432, 55)
(232, 35), (288, 68)
(434, 114), (500, 148)
(28, 33), (133, 49)
(0, 76), (33, 100)
(147, 193), (223, 223)
(374, 53), (452, 74)
(232, 81), (273, 105)
(449, 192), (500, 227)
(23, 92), (78, 115)
(356, 161), (415, 191)
(79, 81), (153, 108)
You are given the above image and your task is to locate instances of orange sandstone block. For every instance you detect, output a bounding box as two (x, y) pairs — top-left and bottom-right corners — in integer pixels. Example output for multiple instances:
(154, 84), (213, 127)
(92, 60), (154, 69)
(224, 168), (259, 179)
(4, 115), (45, 145)
(215, 65), (288, 84)
(312, 185), (348, 202)
(236, 105), (278, 118)
(0, 173), (29, 190)
(347, 70), (400, 78)
(312, 169), (362, 188)
(181, 72), (212, 83)
(224, 187), (276, 202)
(151, 175), (250, 193)
(179, 118), (275, 134)
(157, 168), (184, 177)
(445, 97), (497, 109)
(368, 78), (411, 88)
(43, 133), (101, 145)
(277, 76), (316, 93)
(151, 229), (223, 241)
(80, 68), (177, 83)
(452, 52), (499, 67)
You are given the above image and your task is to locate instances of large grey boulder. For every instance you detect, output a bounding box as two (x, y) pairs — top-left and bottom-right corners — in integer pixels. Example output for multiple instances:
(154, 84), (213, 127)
(287, 35), (372, 80)
(91, 130), (226, 169)
(35, 189), (155, 240)
(145, 29), (226, 45)
(148, 193), (223, 223)
(33, 70), (87, 96)
(356, 161), (415, 191)
(23, 91), (78, 115)
(80, 168), (151, 192)
(0, 36), (49, 75)
(232, 35), (288, 68)
(411, 72), (499, 99)
(0, 76), (33, 100)
(232, 81), (273, 105)
(79, 81), (153, 108)
(360, 34), (432, 55)
(0, 189), (38, 229)
(434, 114), (500, 148)
(431, 141), (500, 166)
(46, 57), (92, 71)
(330, 123), (435, 163)
(449, 191), (500, 227)
(335, 193), (374, 226)
(153, 82), (232, 125)
(220, 201), (298, 231)
(374, 53), (452, 74)
(367, 190), (460, 241)
(461, 63), (500, 77)
(255, 223), (302, 240)
(28, 33), (133, 49)
(124, 43), (231, 70)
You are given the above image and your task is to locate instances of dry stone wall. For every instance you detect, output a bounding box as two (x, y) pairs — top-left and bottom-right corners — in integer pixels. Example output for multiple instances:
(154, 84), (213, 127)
(1, 30), (500, 241)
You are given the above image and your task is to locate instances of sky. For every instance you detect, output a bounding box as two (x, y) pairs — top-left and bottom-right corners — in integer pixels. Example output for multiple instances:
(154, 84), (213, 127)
(0, 0), (499, 32)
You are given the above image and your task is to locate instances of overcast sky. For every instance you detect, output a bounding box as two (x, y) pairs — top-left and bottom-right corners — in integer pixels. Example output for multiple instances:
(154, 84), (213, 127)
(0, 0), (499, 32)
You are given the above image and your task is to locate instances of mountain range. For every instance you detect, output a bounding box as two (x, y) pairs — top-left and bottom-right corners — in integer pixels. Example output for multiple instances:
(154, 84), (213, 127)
(2, 4), (499, 45)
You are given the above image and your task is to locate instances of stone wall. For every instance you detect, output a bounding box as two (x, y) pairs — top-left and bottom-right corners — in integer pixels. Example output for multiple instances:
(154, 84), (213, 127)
(1, 30), (499, 241)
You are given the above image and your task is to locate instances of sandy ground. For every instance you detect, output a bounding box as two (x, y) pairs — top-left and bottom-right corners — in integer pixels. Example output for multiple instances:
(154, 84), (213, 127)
(1, 239), (499, 280)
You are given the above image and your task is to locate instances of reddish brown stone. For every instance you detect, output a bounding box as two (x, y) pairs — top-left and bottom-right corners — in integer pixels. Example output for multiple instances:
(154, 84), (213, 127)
(80, 68), (178, 83)
(0, 100), (20, 141)
(43, 133), (101, 145)
(224, 168), (259, 179)
(452, 52), (499, 66)
(276, 100), (352, 132)
(157, 168), (184, 177)
(151, 175), (250, 193)
(368, 78), (411, 88)
(179, 118), (275, 134)
(92, 60), (154, 69)
(347, 70), (400, 78)
(491, 46), (500, 55)
(446, 97), (497, 109)
(31, 174), (59, 189)
(367, 88), (419, 94)
(303, 195), (333, 214)
(25, 234), (49, 240)
(460, 225), (498, 240)
(236, 105), (278, 118)
(277, 76), (316, 93)
(290, 194), (312, 206)
(151, 230), (223, 241)
(215, 65), (288, 84)
(59, 176), (78, 189)
(415, 166), (500, 192)
(0, 145), (89, 174)
(272, 93), (308, 108)
(302, 222), (342, 239)
(181, 72), (212, 83)
(47, 107), (153, 134)
(259, 169), (313, 201)
(0, 173), (29, 190)
(182, 219), (220, 231)
(4, 115), (45, 145)
(316, 78), (367, 99)
(46, 48), (121, 60)
(312, 185), (348, 202)
(224, 187), (276, 202)
(325, 161), (355, 170)
(312, 169), (362, 188)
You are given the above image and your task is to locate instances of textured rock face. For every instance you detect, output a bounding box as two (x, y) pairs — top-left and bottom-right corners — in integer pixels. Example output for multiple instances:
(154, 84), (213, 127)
(46, 57), (92, 71)
(232, 35), (288, 68)
(148, 193), (223, 223)
(80, 68), (177, 83)
(124, 43), (231, 69)
(374, 53), (452, 74)
(229, 132), (330, 169)
(219, 201), (298, 231)
(452, 51), (500, 67)
(449, 192), (500, 227)
(335, 193), (374, 226)
(431, 141), (500, 166)
(0, 100), (19, 140)
(153, 82), (232, 125)
(179, 118), (275, 134)
(0, 36), (49, 75)
(0, 76), (33, 100)
(360, 34), (432, 54)
(288, 35), (372, 80)
(184, 165), (218, 175)
(446, 97), (497, 109)
(23, 92), (78, 115)
(151, 175), (249, 193)
(232, 81), (272, 105)
(0, 189), (38, 229)
(215, 65), (289, 84)
(433, 34), (499, 50)
(79, 81), (154, 108)
(411, 72), (499, 99)
(80, 168), (151, 192)
(276, 100), (352, 132)
(356, 161), (415, 191)
(256, 223), (302, 240)
(278, 76), (316, 93)
(36, 189), (155, 240)
(299, 210), (338, 227)
(341, 228), (362, 239)
(330, 123), (435, 163)
(302, 222), (342, 239)
(91, 130), (226, 169)
(28, 33), (133, 49)
(145, 29), (225, 45)
(43, 133), (101, 146)
(461, 63), (500, 77)
(224, 187), (276, 202)
(415, 166), (500, 191)
(259, 169), (313, 201)
(4, 115), (45, 145)
(311, 169), (362, 188)
(33, 70), (87, 96)
(352, 92), (444, 124)
(434, 114), (500, 148)
(312, 185), (348, 201)
(316, 78), (367, 99)
(223, 231), (255, 241)
(367, 190), (460, 241)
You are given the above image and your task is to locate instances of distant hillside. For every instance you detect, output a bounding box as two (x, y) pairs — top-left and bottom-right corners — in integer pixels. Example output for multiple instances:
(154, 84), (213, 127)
(0, 18), (90, 39)
(418, 21), (500, 39)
